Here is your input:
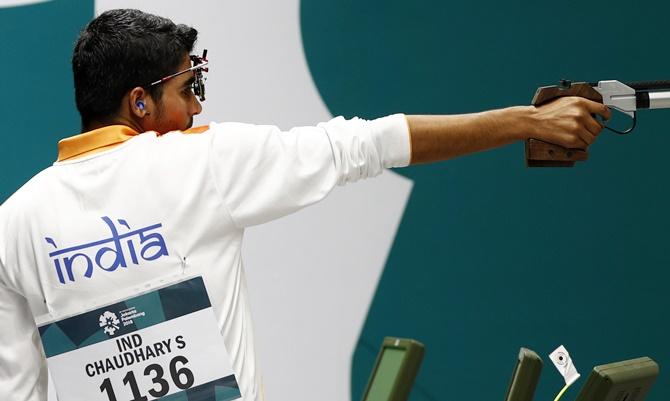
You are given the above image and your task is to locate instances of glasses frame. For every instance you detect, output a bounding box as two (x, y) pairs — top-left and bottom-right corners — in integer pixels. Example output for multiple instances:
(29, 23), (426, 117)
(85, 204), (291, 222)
(148, 49), (209, 101)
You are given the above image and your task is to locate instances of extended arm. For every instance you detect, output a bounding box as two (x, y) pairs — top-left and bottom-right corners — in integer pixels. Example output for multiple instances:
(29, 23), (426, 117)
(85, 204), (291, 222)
(407, 97), (612, 164)
(206, 97), (610, 226)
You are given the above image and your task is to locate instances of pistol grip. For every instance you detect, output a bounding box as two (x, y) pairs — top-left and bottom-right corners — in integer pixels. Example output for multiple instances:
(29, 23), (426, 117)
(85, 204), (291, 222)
(525, 139), (588, 167)
(525, 82), (603, 167)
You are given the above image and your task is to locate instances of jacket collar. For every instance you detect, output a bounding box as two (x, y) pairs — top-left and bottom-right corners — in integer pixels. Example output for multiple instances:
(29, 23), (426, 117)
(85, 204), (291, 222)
(57, 125), (140, 162)
(56, 124), (210, 161)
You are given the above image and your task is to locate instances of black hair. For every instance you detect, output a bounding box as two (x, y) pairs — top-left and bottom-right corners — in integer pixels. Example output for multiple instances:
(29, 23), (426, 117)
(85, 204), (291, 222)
(72, 9), (198, 127)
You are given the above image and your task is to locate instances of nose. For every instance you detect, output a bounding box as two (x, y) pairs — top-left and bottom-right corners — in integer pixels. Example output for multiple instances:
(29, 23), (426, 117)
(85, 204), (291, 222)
(191, 97), (202, 116)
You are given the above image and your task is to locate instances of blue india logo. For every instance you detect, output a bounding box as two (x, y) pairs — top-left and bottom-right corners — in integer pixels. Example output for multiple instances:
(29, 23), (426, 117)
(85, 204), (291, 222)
(45, 217), (169, 284)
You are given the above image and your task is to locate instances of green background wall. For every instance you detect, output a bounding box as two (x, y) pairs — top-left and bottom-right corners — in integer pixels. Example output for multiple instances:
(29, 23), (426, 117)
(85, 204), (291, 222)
(1, 1), (668, 401)
(301, 1), (670, 401)
(0, 0), (93, 201)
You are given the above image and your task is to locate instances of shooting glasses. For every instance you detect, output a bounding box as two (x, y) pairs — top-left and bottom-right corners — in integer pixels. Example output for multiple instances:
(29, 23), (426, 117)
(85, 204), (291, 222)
(149, 49), (209, 101)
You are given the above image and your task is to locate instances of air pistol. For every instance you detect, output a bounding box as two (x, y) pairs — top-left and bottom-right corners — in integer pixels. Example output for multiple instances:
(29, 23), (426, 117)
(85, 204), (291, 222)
(526, 80), (670, 167)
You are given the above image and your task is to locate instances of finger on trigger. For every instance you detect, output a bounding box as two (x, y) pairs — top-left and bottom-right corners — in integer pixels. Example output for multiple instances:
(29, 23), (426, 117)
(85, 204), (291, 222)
(604, 105), (612, 121)
(585, 99), (611, 120)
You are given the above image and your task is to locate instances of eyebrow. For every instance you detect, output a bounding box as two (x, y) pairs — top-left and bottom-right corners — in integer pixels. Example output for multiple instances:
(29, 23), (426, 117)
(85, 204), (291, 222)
(182, 76), (196, 88)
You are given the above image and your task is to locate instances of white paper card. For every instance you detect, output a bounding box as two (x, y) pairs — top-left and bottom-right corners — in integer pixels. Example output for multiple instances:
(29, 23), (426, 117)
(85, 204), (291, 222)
(549, 345), (580, 386)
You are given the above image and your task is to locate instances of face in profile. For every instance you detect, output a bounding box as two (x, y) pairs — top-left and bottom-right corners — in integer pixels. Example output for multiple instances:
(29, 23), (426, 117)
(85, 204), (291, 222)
(147, 54), (203, 133)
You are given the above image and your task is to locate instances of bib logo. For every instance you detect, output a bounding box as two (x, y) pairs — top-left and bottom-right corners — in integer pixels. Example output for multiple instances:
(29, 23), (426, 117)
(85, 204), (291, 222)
(99, 311), (120, 336)
(45, 216), (169, 284)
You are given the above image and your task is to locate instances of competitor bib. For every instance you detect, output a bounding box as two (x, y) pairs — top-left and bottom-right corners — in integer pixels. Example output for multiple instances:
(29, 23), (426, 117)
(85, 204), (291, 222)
(38, 276), (241, 401)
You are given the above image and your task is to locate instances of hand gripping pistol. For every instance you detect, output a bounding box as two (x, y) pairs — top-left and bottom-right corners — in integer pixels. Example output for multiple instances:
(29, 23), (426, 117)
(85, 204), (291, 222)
(526, 80), (670, 167)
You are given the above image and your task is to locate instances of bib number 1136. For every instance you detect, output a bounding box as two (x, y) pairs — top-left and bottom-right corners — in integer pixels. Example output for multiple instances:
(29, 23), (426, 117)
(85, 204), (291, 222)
(99, 355), (194, 401)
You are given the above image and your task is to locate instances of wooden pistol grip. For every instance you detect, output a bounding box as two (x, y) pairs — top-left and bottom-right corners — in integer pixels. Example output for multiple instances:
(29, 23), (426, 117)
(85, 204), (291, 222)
(526, 139), (588, 167)
(525, 82), (603, 167)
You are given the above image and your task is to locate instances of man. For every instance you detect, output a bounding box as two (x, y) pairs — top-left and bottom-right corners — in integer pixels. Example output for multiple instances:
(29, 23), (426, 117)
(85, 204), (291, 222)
(0, 8), (610, 401)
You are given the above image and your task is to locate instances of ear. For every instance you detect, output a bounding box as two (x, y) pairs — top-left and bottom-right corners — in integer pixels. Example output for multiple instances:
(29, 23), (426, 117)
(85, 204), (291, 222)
(128, 87), (152, 118)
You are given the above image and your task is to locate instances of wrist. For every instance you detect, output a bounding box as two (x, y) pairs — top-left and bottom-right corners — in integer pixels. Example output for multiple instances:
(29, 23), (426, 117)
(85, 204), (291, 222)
(505, 105), (538, 141)
(485, 106), (536, 141)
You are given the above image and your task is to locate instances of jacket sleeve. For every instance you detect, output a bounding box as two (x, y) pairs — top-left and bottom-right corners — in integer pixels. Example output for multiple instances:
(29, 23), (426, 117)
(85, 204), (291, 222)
(208, 114), (411, 227)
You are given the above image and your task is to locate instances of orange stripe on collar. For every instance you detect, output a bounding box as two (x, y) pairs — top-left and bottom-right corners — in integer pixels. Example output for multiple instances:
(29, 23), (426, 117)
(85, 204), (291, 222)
(56, 124), (211, 162)
(183, 125), (209, 134)
(57, 125), (140, 162)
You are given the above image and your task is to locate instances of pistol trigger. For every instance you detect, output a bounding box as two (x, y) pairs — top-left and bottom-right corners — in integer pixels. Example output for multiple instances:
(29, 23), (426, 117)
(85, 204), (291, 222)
(593, 113), (607, 126)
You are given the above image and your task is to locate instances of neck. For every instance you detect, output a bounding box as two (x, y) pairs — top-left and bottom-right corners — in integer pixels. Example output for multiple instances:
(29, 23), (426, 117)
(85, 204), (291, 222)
(83, 116), (143, 134)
